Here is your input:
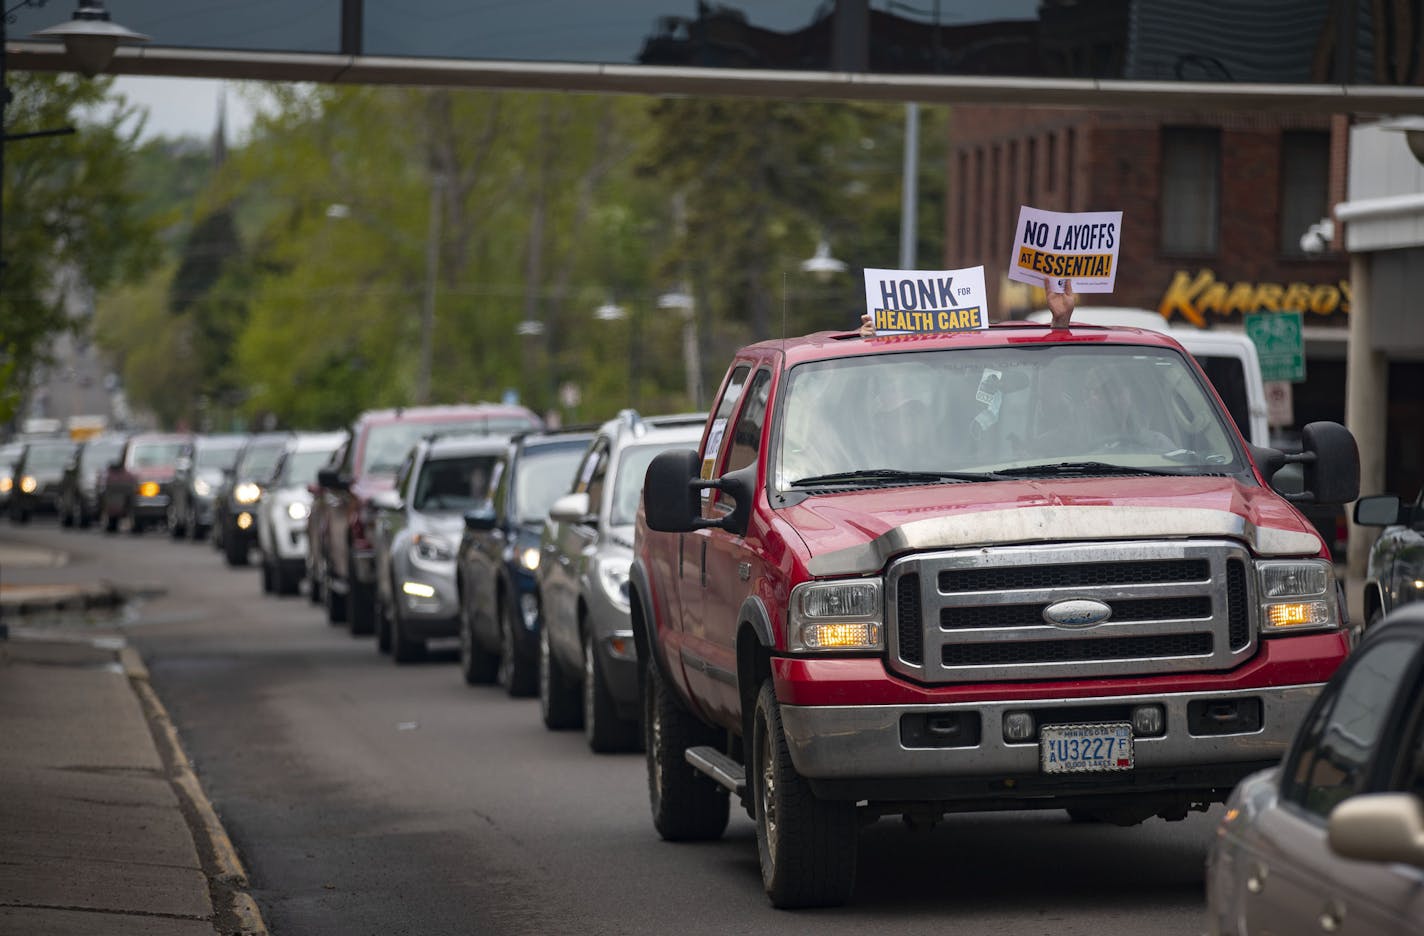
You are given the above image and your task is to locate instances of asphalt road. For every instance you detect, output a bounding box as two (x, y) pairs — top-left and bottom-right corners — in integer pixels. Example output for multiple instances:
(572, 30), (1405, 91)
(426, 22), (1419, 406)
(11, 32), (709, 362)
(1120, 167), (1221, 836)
(8, 521), (1219, 936)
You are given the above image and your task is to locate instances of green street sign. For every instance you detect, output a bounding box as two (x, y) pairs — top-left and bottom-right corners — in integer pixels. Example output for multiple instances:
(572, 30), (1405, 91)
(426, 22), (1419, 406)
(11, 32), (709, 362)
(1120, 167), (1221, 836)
(1244, 311), (1306, 383)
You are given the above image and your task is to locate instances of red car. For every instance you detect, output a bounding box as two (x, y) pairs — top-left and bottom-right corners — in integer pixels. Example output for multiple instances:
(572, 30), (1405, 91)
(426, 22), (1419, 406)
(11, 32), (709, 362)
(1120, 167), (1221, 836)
(101, 433), (194, 534)
(635, 322), (1359, 908)
(311, 404), (541, 635)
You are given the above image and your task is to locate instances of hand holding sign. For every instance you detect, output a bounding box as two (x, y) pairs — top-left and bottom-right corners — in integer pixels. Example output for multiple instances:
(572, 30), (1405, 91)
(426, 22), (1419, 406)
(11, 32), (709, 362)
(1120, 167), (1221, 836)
(1046, 276), (1075, 327)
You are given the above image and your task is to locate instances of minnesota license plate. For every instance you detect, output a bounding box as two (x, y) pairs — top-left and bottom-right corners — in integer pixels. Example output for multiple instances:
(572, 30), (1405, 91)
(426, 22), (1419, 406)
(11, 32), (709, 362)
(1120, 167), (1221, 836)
(1040, 723), (1134, 774)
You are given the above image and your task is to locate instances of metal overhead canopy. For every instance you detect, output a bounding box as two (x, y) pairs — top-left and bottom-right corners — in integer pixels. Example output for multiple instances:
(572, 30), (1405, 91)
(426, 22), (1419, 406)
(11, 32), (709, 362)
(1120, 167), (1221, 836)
(8, 0), (1424, 113)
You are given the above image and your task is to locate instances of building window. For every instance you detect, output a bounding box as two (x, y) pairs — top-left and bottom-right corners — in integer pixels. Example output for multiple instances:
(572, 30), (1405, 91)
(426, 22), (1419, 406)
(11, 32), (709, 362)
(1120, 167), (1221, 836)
(1065, 128), (1076, 211)
(1280, 131), (1331, 255)
(1047, 132), (1058, 192)
(956, 151), (968, 263)
(1161, 127), (1220, 254)
(1026, 136), (1037, 206)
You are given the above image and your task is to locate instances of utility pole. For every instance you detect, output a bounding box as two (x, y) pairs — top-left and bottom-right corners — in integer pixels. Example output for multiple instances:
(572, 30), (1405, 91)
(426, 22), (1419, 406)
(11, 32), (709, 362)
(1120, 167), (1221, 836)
(416, 171), (444, 405)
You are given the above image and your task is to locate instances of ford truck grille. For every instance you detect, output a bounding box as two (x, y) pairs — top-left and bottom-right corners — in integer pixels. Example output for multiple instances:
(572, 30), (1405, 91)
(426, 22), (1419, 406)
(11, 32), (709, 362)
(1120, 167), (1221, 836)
(887, 540), (1257, 683)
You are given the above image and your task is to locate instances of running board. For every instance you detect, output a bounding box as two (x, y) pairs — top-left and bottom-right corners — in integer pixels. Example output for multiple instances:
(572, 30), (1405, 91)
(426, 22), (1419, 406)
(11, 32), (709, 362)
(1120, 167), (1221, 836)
(685, 746), (746, 795)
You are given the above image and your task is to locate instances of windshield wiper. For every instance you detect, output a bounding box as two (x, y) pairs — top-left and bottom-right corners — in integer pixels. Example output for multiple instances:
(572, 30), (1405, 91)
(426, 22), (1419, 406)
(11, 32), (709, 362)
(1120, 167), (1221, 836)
(790, 468), (1006, 487)
(995, 461), (1193, 478)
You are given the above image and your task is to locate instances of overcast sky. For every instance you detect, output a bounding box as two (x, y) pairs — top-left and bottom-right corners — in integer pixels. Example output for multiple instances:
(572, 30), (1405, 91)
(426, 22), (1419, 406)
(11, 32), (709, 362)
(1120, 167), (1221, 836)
(110, 76), (261, 143)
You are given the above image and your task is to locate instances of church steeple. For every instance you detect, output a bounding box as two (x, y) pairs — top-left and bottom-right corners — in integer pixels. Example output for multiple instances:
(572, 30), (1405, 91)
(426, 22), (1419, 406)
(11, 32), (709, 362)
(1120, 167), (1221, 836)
(212, 85), (228, 167)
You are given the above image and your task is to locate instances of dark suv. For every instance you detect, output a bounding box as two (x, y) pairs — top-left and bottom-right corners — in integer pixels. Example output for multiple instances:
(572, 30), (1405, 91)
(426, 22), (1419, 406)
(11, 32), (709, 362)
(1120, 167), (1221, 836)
(58, 434), (126, 528)
(313, 404), (542, 636)
(169, 433), (247, 540)
(456, 427), (593, 694)
(8, 438), (78, 522)
(215, 433), (292, 566)
(1355, 488), (1424, 630)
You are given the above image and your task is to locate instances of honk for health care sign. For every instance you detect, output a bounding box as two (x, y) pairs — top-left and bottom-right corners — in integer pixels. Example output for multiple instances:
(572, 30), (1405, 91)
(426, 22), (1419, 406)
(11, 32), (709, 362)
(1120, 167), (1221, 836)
(863, 266), (989, 335)
(1008, 207), (1122, 294)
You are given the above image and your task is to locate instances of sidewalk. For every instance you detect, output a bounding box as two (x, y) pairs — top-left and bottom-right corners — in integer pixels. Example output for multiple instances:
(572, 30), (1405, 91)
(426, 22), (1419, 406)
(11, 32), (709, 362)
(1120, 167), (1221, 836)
(0, 543), (266, 935)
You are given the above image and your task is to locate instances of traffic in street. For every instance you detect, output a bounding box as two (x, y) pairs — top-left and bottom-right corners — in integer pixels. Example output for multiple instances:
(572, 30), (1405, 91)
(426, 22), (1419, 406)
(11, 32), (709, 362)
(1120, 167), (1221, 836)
(4, 519), (1217, 936)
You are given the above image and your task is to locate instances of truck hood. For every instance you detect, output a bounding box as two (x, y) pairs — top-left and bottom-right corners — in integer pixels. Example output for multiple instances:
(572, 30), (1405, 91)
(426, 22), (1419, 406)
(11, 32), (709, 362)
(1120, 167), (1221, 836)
(781, 476), (1322, 577)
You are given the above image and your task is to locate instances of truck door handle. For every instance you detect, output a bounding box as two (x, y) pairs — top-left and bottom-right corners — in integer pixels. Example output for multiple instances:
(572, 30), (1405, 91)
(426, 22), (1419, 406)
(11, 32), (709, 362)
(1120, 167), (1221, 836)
(700, 541), (708, 587)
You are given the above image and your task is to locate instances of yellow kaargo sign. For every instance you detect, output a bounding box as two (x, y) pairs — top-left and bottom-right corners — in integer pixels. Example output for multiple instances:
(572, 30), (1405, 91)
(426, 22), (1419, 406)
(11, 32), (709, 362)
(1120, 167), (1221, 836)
(1158, 269), (1352, 327)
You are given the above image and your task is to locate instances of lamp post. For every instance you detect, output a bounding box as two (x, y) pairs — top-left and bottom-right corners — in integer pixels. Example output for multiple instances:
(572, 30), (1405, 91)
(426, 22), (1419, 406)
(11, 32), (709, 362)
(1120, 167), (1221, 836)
(658, 288), (702, 410)
(2, 1), (148, 279)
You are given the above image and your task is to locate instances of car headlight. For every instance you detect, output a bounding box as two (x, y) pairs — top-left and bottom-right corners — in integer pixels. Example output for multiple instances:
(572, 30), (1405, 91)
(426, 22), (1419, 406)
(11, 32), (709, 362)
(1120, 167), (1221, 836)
(20, 476), (38, 494)
(193, 479), (211, 497)
(1257, 560), (1339, 635)
(596, 556), (632, 610)
(788, 579), (883, 652)
(520, 547), (541, 572)
(0, 476), (11, 493)
(234, 482), (262, 504)
(412, 533), (454, 563)
(138, 480), (159, 497)
(287, 501), (310, 521)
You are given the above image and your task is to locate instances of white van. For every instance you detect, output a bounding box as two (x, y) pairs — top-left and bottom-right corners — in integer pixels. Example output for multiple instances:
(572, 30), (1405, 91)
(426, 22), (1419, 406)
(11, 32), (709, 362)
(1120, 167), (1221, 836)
(1025, 306), (1269, 446)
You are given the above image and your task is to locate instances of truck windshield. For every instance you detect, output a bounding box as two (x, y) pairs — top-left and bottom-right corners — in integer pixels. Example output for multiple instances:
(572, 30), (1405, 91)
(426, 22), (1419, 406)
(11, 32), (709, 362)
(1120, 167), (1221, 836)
(776, 345), (1242, 489)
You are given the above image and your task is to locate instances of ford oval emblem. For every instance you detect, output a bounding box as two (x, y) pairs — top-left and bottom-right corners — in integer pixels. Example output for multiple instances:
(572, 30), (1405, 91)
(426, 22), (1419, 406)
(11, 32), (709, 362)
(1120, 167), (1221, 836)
(1042, 599), (1112, 629)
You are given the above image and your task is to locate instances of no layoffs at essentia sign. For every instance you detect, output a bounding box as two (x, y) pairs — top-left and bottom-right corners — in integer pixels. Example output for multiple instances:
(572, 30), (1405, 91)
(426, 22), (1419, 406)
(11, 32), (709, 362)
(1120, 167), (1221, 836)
(863, 266), (989, 335)
(1008, 206), (1123, 294)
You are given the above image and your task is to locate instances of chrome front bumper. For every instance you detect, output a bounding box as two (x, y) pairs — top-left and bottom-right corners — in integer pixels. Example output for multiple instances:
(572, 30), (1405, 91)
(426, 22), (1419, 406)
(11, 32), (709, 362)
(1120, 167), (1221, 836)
(779, 683), (1322, 781)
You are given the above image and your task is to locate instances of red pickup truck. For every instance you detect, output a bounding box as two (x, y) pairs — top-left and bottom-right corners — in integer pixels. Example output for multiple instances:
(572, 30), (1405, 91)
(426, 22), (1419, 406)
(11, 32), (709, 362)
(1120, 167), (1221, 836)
(633, 322), (1359, 908)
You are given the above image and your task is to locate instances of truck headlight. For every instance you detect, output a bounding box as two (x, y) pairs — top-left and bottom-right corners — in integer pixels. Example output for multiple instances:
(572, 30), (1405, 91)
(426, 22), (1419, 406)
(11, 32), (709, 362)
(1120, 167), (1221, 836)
(596, 556), (632, 610)
(287, 501), (310, 521)
(520, 547), (541, 572)
(412, 534), (454, 563)
(789, 579), (883, 652)
(20, 476), (38, 494)
(1257, 560), (1338, 635)
(234, 482), (262, 504)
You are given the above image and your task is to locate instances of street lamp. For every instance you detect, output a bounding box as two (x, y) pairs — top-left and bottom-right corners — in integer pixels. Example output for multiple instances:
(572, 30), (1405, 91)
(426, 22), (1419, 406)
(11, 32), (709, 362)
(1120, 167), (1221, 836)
(31, 1), (149, 77)
(800, 238), (846, 282)
(658, 287), (703, 409)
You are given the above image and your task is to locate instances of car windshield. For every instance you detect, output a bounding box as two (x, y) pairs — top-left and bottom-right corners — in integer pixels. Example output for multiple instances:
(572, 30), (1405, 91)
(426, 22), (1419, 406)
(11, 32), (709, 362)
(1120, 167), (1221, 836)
(362, 418), (531, 476)
(283, 449), (337, 486)
(611, 441), (691, 526)
(25, 444), (75, 470)
(514, 445), (585, 524)
(81, 440), (124, 471)
(414, 454), (500, 512)
(195, 439), (245, 469)
(236, 442), (285, 481)
(131, 442), (186, 469)
(776, 345), (1242, 490)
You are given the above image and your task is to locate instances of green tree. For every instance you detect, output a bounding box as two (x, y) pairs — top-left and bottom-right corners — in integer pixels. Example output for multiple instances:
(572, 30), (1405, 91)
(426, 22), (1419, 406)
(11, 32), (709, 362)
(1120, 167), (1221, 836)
(0, 73), (159, 426)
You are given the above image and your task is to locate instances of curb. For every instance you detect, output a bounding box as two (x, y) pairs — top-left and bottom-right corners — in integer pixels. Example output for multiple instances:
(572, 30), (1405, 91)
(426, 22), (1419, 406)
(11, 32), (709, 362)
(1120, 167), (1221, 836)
(120, 647), (270, 936)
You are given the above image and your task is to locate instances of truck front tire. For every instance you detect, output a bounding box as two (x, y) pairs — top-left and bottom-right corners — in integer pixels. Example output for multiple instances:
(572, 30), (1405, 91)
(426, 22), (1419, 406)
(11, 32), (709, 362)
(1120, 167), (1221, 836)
(645, 664), (728, 842)
(752, 678), (858, 909)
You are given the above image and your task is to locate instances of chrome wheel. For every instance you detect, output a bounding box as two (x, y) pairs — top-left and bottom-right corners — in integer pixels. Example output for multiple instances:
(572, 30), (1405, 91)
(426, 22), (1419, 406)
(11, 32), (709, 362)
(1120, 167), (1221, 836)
(760, 719), (778, 862)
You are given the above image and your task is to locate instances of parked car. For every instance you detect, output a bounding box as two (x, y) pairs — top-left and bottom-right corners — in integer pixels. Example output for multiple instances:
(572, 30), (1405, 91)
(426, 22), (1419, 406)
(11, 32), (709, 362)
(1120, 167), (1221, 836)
(1206, 601), (1424, 936)
(257, 431), (346, 596)
(8, 438), (79, 522)
(57, 433), (126, 528)
(0, 441), (22, 511)
(456, 426), (593, 694)
(1354, 488), (1424, 629)
(169, 433), (247, 540)
(214, 432), (292, 566)
(538, 411), (706, 751)
(371, 433), (507, 663)
(101, 433), (193, 533)
(313, 404), (542, 637)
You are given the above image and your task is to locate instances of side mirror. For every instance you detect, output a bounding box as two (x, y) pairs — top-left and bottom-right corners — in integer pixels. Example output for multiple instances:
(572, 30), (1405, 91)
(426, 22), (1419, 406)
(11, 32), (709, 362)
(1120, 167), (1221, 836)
(1355, 494), (1406, 527)
(369, 489), (402, 512)
(1328, 793), (1424, 869)
(1256, 422), (1358, 506)
(109, 461), (124, 473)
(317, 468), (349, 491)
(548, 492), (592, 524)
(176, 456), (192, 472)
(643, 448), (755, 537)
(463, 505), (498, 531)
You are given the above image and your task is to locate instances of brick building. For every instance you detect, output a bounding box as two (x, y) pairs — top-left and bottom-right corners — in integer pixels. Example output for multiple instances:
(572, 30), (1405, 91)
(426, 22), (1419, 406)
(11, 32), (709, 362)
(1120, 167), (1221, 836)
(944, 106), (1354, 447)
